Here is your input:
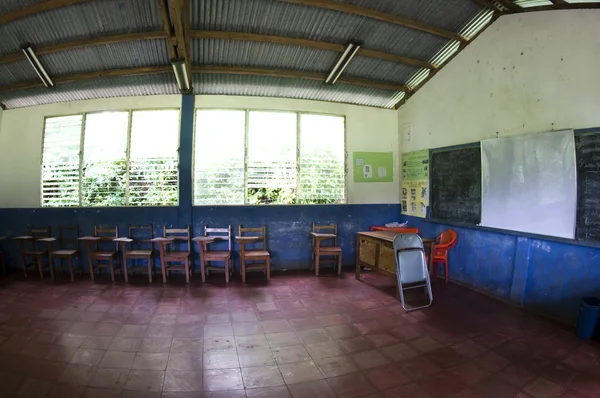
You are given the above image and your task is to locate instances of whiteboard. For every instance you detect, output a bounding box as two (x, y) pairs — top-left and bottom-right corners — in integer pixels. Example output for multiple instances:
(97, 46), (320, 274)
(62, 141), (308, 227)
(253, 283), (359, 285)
(481, 129), (576, 239)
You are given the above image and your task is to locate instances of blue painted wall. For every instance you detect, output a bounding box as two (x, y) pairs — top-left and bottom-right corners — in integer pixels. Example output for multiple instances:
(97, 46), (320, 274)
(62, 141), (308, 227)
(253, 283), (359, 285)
(405, 215), (600, 326)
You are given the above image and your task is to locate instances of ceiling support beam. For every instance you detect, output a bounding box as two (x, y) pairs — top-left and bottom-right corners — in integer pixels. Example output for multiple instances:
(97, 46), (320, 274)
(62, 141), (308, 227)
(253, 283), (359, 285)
(277, 0), (468, 42)
(469, 0), (505, 12)
(0, 32), (168, 65)
(522, 2), (600, 11)
(157, 0), (178, 59)
(0, 0), (88, 24)
(192, 31), (436, 70)
(0, 66), (172, 93)
(160, 0), (192, 93)
(192, 66), (409, 92)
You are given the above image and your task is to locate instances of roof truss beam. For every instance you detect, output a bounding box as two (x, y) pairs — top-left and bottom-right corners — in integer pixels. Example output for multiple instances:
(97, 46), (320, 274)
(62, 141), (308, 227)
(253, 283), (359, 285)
(277, 0), (468, 42)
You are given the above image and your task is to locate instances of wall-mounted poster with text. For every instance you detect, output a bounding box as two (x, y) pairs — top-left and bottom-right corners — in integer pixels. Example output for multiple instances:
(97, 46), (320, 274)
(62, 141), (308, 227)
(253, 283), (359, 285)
(401, 149), (429, 218)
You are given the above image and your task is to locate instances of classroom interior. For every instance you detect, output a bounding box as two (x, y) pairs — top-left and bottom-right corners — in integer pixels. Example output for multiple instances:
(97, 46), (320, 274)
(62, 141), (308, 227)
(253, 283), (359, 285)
(0, 1), (600, 397)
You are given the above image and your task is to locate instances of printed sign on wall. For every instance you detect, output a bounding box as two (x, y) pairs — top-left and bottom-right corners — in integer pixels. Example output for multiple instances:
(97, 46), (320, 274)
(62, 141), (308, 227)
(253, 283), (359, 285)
(401, 149), (429, 218)
(353, 152), (394, 183)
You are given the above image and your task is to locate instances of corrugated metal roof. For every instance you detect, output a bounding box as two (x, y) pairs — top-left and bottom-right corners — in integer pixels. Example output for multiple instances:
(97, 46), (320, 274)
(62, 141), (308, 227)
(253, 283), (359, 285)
(344, 56), (420, 85)
(193, 73), (398, 108)
(0, 0), (162, 56)
(337, 0), (485, 34)
(0, 73), (178, 109)
(192, 0), (450, 63)
(0, 0), (44, 15)
(0, 60), (38, 86)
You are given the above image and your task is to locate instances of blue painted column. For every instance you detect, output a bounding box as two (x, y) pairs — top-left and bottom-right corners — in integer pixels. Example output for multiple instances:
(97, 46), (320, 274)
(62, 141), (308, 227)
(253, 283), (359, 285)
(510, 236), (531, 305)
(178, 95), (195, 227)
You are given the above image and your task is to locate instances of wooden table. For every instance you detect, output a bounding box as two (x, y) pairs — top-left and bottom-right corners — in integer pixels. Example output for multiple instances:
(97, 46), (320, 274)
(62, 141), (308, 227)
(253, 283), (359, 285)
(114, 238), (133, 283)
(78, 236), (101, 280)
(355, 230), (435, 280)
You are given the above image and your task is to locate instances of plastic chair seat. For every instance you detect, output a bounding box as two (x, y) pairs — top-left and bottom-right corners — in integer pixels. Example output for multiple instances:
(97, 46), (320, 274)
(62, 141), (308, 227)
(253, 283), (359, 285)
(51, 249), (78, 256)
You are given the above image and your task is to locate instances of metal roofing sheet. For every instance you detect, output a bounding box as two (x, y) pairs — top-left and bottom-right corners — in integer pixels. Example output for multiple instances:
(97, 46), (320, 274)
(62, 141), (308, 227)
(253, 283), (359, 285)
(344, 56), (420, 85)
(193, 73), (398, 108)
(0, 60), (38, 86)
(337, 0), (485, 33)
(192, 0), (450, 63)
(0, 73), (178, 109)
(0, 0), (44, 15)
(0, 0), (162, 56)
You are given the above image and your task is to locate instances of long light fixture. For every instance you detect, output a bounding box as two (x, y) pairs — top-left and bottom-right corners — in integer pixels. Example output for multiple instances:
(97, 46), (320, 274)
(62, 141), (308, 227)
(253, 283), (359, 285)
(171, 58), (191, 92)
(21, 44), (54, 88)
(325, 41), (361, 85)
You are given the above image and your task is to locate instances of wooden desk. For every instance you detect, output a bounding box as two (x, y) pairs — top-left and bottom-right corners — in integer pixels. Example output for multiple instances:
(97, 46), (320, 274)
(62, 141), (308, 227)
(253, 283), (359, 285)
(355, 231), (434, 280)
(78, 236), (101, 280)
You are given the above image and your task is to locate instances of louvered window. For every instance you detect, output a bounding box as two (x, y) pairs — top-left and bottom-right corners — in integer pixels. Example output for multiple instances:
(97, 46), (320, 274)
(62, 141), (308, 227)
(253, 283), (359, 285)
(129, 110), (180, 206)
(247, 111), (297, 204)
(40, 109), (180, 207)
(41, 115), (83, 207)
(193, 110), (346, 205)
(298, 114), (346, 204)
(194, 110), (246, 205)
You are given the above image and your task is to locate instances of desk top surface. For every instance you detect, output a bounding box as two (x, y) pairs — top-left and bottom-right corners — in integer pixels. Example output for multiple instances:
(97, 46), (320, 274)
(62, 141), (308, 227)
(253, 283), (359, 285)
(357, 230), (434, 244)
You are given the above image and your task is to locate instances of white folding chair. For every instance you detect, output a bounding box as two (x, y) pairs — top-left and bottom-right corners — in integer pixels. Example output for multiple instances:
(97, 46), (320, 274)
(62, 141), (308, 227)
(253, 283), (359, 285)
(393, 233), (433, 312)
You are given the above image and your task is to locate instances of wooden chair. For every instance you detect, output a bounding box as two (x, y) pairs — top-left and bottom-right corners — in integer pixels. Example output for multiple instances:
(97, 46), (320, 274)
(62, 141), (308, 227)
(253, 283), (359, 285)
(89, 225), (120, 282)
(312, 223), (342, 277)
(20, 227), (52, 279)
(49, 225), (81, 282)
(122, 225), (155, 283)
(238, 225), (270, 283)
(198, 225), (232, 283)
(159, 226), (192, 284)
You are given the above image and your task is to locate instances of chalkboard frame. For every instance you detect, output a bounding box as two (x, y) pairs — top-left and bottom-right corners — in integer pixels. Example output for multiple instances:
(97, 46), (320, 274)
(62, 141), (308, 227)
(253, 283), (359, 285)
(428, 142), (482, 226)
(420, 127), (600, 249)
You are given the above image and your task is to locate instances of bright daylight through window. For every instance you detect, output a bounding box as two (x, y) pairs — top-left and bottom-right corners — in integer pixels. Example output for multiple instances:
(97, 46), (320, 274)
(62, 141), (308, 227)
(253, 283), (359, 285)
(41, 110), (180, 207)
(194, 110), (346, 205)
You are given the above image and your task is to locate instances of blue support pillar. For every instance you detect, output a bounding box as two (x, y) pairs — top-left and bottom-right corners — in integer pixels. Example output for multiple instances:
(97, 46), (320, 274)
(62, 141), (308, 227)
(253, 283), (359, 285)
(510, 236), (531, 305)
(178, 94), (194, 227)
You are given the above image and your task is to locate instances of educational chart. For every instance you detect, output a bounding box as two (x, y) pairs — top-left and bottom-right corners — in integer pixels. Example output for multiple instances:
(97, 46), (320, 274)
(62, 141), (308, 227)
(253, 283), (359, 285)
(401, 149), (429, 218)
(353, 152), (394, 183)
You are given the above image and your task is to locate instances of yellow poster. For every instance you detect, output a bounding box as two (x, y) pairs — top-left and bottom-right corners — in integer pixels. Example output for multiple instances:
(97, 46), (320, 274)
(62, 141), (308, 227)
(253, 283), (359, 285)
(401, 149), (429, 218)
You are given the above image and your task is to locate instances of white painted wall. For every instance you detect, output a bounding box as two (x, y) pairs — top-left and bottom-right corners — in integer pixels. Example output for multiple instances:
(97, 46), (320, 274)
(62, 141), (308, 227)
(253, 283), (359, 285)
(398, 10), (600, 151)
(0, 95), (399, 207)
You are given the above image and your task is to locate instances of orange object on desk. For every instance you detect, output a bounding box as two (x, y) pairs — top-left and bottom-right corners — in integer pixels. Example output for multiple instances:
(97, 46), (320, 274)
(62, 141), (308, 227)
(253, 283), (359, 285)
(370, 226), (419, 234)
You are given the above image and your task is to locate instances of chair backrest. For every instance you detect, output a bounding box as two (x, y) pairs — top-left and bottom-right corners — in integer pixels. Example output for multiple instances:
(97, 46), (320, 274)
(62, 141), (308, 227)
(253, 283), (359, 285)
(238, 225), (267, 250)
(393, 233), (427, 284)
(163, 226), (191, 252)
(204, 225), (232, 251)
(58, 225), (80, 250)
(129, 224), (154, 251)
(94, 225), (118, 252)
(30, 226), (51, 249)
(437, 229), (458, 250)
(312, 223), (338, 247)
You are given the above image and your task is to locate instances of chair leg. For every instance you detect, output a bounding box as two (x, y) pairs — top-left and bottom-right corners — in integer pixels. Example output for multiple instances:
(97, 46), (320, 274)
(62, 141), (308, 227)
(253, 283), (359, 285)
(109, 259), (115, 282)
(123, 259), (129, 283)
(147, 257), (153, 283)
(266, 257), (271, 282)
(433, 260), (438, 279)
(200, 259), (206, 283)
(241, 256), (246, 283)
(161, 260), (167, 284)
(49, 255), (55, 282)
(68, 257), (74, 282)
(225, 259), (230, 284)
(21, 253), (27, 278)
(185, 259), (190, 284)
(89, 259), (95, 281)
(444, 259), (449, 284)
(315, 251), (320, 277)
(337, 253), (342, 276)
(37, 256), (43, 279)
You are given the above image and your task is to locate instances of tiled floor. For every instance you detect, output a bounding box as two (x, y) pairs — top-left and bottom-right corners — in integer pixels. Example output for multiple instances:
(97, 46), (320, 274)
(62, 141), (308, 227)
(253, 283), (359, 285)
(0, 270), (599, 398)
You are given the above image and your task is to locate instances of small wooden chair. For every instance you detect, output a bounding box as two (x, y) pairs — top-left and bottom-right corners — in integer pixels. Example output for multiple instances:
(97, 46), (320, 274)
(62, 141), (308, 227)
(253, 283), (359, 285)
(159, 226), (192, 284)
(123, 225), (155, 283)
(90, 225), (120, 282)
(198, 225), (232, 283)
(20, 227), (52, 279)
(312, 223), (342, 277)
(238, 225), (270, 283)
(49, 225), (81, 282)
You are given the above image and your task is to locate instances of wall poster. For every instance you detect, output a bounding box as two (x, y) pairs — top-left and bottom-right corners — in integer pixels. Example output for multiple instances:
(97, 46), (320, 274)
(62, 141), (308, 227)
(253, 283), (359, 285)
(352, 152), (394, 183)
(401, 149), (429, 218)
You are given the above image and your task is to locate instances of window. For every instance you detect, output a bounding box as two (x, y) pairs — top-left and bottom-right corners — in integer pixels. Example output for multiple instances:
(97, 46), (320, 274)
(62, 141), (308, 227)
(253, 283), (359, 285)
(41, 109), (180, 207)
(193, 110), (346, 205)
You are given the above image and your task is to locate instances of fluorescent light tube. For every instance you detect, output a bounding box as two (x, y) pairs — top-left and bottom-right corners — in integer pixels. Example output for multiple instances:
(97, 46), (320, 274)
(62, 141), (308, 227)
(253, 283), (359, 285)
(171, 59), (190, 92)
(325, 42), (361, 85)
(21, 44), (54, 88)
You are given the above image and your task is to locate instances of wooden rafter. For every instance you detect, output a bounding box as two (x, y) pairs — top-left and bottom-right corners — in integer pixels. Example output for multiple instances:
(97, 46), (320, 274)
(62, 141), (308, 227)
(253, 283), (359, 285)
(0, 0), (88, 24)
(192, 31), (436, 70)
(157, 0), (177, 59)
(0, 32), (168, 65)
(469, 0), (504, 12)
(168, 0), (192, 92)
(0, 66), (172, 93)
(522, 2), (600, 11)
(192, 66), (409, 92)
(277, 0), (468, 42)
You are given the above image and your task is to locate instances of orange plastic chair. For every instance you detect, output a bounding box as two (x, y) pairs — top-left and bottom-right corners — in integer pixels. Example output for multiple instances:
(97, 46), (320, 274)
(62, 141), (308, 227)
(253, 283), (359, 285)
(432, 229), (457, 284)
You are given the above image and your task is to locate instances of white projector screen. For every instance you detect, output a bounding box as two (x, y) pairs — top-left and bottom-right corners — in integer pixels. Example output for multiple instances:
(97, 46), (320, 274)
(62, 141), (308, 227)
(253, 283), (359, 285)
(481, 129), (577, 239)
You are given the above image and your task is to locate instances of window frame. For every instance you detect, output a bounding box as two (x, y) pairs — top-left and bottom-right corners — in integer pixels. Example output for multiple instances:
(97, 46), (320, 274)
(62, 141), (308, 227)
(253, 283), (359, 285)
(192, 108), (347, 206)
(40, 107), (181, 208)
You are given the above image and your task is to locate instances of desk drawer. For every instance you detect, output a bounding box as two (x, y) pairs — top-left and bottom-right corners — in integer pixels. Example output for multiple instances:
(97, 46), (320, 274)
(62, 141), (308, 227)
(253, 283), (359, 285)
(378, 245), (396, 274)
